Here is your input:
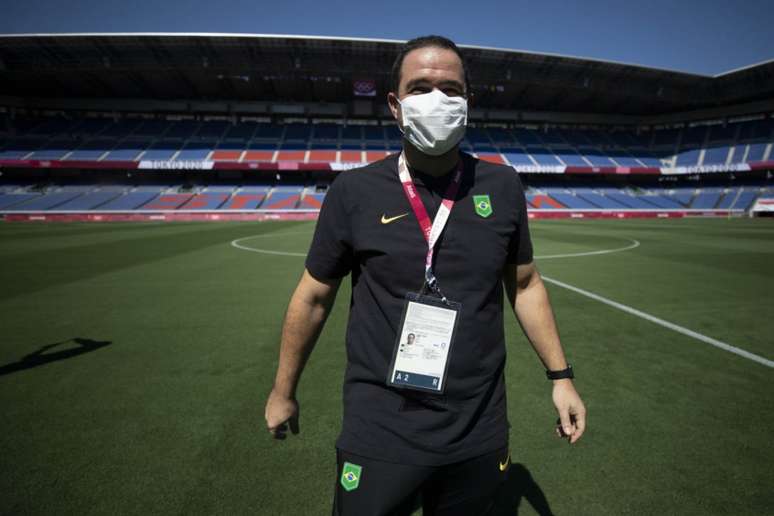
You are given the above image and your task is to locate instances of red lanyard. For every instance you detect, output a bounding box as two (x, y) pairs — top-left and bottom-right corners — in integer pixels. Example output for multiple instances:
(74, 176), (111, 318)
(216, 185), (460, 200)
(397, 153), (463, 301)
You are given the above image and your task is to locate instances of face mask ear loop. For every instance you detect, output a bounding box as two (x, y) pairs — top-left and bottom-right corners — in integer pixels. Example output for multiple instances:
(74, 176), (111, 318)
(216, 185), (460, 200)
(395, 97), (407, 136)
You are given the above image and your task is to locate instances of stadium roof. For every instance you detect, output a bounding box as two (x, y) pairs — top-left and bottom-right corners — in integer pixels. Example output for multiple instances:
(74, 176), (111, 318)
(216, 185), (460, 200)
(0, 33), (773, 117)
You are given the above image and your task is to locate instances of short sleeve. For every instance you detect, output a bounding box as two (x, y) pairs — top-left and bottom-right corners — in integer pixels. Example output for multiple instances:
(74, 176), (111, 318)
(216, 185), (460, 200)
(305, 174), (354, 280)
(506, 174), (534, 265)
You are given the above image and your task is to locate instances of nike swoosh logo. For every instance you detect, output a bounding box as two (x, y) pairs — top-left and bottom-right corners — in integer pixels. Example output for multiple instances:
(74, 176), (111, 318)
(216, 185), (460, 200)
(381, 213), (408, 224)
(499, 454), (510, 471)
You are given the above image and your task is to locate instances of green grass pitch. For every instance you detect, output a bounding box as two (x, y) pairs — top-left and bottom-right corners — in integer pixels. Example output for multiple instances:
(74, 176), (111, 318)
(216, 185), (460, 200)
(1, 218), (772, 515)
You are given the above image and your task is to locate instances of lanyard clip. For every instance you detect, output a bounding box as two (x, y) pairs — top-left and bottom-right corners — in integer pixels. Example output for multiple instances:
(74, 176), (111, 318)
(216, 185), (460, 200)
(424, 270), (449, 305)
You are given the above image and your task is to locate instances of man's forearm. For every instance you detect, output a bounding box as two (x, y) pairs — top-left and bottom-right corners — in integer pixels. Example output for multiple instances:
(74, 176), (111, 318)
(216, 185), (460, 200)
(514, 272), (568, 372)
(272, 274), (337, 398)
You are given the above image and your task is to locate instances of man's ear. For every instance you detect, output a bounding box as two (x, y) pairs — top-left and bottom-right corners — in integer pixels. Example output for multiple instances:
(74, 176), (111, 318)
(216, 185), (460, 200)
(387, 92), (401, 123)
(466, 91), (474, 109)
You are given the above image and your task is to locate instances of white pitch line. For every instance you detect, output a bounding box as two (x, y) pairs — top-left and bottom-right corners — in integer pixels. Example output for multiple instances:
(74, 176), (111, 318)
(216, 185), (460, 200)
(536, 238), (640, 259)
(542, 275), (774, 369)
(230, 231), (311, 257)
(232, 233), (641, 261)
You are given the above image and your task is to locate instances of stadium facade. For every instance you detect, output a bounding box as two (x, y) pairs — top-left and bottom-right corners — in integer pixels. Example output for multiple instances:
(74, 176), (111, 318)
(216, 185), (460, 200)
(0, 33), (772, 221)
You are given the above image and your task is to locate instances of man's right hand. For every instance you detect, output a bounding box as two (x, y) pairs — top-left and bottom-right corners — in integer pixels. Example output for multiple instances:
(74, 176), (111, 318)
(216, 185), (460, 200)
(265, 388), (300, 440)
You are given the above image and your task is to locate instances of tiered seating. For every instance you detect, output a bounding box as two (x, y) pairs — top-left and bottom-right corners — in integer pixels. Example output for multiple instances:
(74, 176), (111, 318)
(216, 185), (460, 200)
(0, 192), (41, 209)
(99, 188), (165, 210)
(262, 186), (303, 210)
(221, 186), (267, 210)
(2, 116), (773, 170)
(4, 191), (82, 210)
(179, 193), (228, 210)
(56, 191), (122, 210)
(299, 189), (326, 209)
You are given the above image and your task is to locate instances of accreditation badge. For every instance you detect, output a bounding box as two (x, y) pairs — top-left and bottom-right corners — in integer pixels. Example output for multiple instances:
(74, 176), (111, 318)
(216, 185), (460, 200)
(386, 292), (461, 394)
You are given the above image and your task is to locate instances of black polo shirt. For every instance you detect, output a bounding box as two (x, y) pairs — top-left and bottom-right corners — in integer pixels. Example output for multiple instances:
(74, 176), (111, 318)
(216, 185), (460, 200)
(305, 152), (533, 466)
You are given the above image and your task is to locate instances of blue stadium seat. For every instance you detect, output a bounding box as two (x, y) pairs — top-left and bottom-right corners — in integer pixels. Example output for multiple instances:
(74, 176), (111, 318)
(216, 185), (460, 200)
(223, 123), (257, 141)
(576, 192), (628, 209)
(312, 124), (340, 140)
(691, 192), (721, 209)
(501, 148), (534, 166)
(175, 142), (212, 161)
(640, 195), (683, 209)
(580, 148), (615, 166)
(67, 140), (114, 160)
(607, 149), (642, 167)
(284, 124), (312, 141)
(4, 192), (82, 210)
(165, 120), (200, 139)
(465, 127), (491, 145)
(142, 142), (179, 161)
(101, 120), (144, 138)
(553, 150), (587, 166)
(364, 126), (385, 141)
(0, 193), (42, 209)
(603, 191), (659, 209)
(512, 129), (542, 145)
(0, 139), (43, 159)
(486, 128), (513, 144)
(707, 124), (737, 142)
(385, 125), (402, 142)
(104, 141), (146, 161)
(681, 126), (708, 146)
(746, 143), (767, 162)
(549, 193), (598, 209)
(133, 120), (171, 138)
(253, 124), (284, 140)
(29, 140), (76, 160)
(675, 149), (701, 166)
(341, 126), (363, 141)
(702, 146), (730, 165)
(55, 191), (123, 210)
(527, 147), (561, 165)
(653, 129), (680, 147)
(732, 191), (758, 210)
(99, 192), (161, 210)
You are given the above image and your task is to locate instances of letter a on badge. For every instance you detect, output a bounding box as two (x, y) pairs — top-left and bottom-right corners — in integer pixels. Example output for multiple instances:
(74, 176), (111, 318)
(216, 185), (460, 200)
(473, 195), (493, 218)
(341, 462), (362, 492)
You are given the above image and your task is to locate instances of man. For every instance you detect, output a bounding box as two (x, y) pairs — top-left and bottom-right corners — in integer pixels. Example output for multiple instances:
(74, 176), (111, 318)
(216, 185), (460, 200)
(265, 35), (586, 515)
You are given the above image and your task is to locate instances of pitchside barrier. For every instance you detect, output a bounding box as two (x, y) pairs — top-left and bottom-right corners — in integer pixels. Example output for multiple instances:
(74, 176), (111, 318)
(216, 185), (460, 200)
(2, 158), (774, 174)
(0, 208), (749, 223)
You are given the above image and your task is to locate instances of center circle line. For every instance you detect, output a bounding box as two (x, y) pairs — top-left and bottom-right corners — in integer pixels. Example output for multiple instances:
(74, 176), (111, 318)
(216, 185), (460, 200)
(231, 233), (641, 260)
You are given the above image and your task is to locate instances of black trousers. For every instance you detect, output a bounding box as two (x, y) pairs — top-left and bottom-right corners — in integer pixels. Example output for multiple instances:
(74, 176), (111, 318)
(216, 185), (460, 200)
(332, 446), (510, 516)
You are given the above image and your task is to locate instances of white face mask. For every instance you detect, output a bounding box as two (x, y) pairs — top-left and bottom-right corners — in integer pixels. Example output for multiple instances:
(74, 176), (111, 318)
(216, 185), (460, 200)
(398, 89), (468, 156)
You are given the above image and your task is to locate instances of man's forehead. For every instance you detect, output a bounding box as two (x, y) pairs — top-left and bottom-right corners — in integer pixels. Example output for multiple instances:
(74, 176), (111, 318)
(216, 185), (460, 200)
(400, 46), (464, 86)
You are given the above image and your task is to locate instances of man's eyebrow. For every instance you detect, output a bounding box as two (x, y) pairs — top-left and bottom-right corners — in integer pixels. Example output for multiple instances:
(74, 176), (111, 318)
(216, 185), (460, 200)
(404, 78), (465, 91)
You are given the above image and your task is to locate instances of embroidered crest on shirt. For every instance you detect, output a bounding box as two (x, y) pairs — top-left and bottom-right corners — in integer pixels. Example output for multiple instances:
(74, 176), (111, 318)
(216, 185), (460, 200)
(473, 195), (493, 218)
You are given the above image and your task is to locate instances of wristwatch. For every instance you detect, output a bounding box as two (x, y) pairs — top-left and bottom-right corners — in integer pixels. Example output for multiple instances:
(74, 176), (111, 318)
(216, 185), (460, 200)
(546, 364), (574, 380)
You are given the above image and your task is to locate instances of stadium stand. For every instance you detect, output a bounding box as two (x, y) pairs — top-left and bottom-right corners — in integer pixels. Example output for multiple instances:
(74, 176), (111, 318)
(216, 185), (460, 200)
(3, 116), (770, 172)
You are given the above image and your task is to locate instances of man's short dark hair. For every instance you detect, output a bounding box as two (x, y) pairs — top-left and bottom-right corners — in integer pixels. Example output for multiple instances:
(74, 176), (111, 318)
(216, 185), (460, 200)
(390, 35), (470, 95)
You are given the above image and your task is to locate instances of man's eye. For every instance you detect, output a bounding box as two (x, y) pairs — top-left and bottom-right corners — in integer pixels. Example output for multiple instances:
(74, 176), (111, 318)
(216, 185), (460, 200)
(444, 89), (462, 97)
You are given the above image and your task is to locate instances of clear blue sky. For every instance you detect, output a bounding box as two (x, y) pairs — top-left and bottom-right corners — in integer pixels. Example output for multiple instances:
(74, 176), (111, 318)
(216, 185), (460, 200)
(1, 0), (771, 76)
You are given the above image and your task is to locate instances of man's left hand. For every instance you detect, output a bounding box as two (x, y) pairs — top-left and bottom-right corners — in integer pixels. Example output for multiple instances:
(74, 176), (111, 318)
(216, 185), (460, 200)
(552, 380), (586, 444)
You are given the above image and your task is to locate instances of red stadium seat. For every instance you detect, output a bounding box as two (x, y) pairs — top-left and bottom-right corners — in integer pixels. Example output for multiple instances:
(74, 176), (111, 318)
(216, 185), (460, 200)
(529, 195), (565, 209)
(365, 151), (389, 162)
(276, 150), (306, 161)
(212, 150), (243, 161)
(243, 150), (274, 162)
(339, 150), (363, 163)
(308, 150), (337, 162)
(477, 153), (505, 164)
